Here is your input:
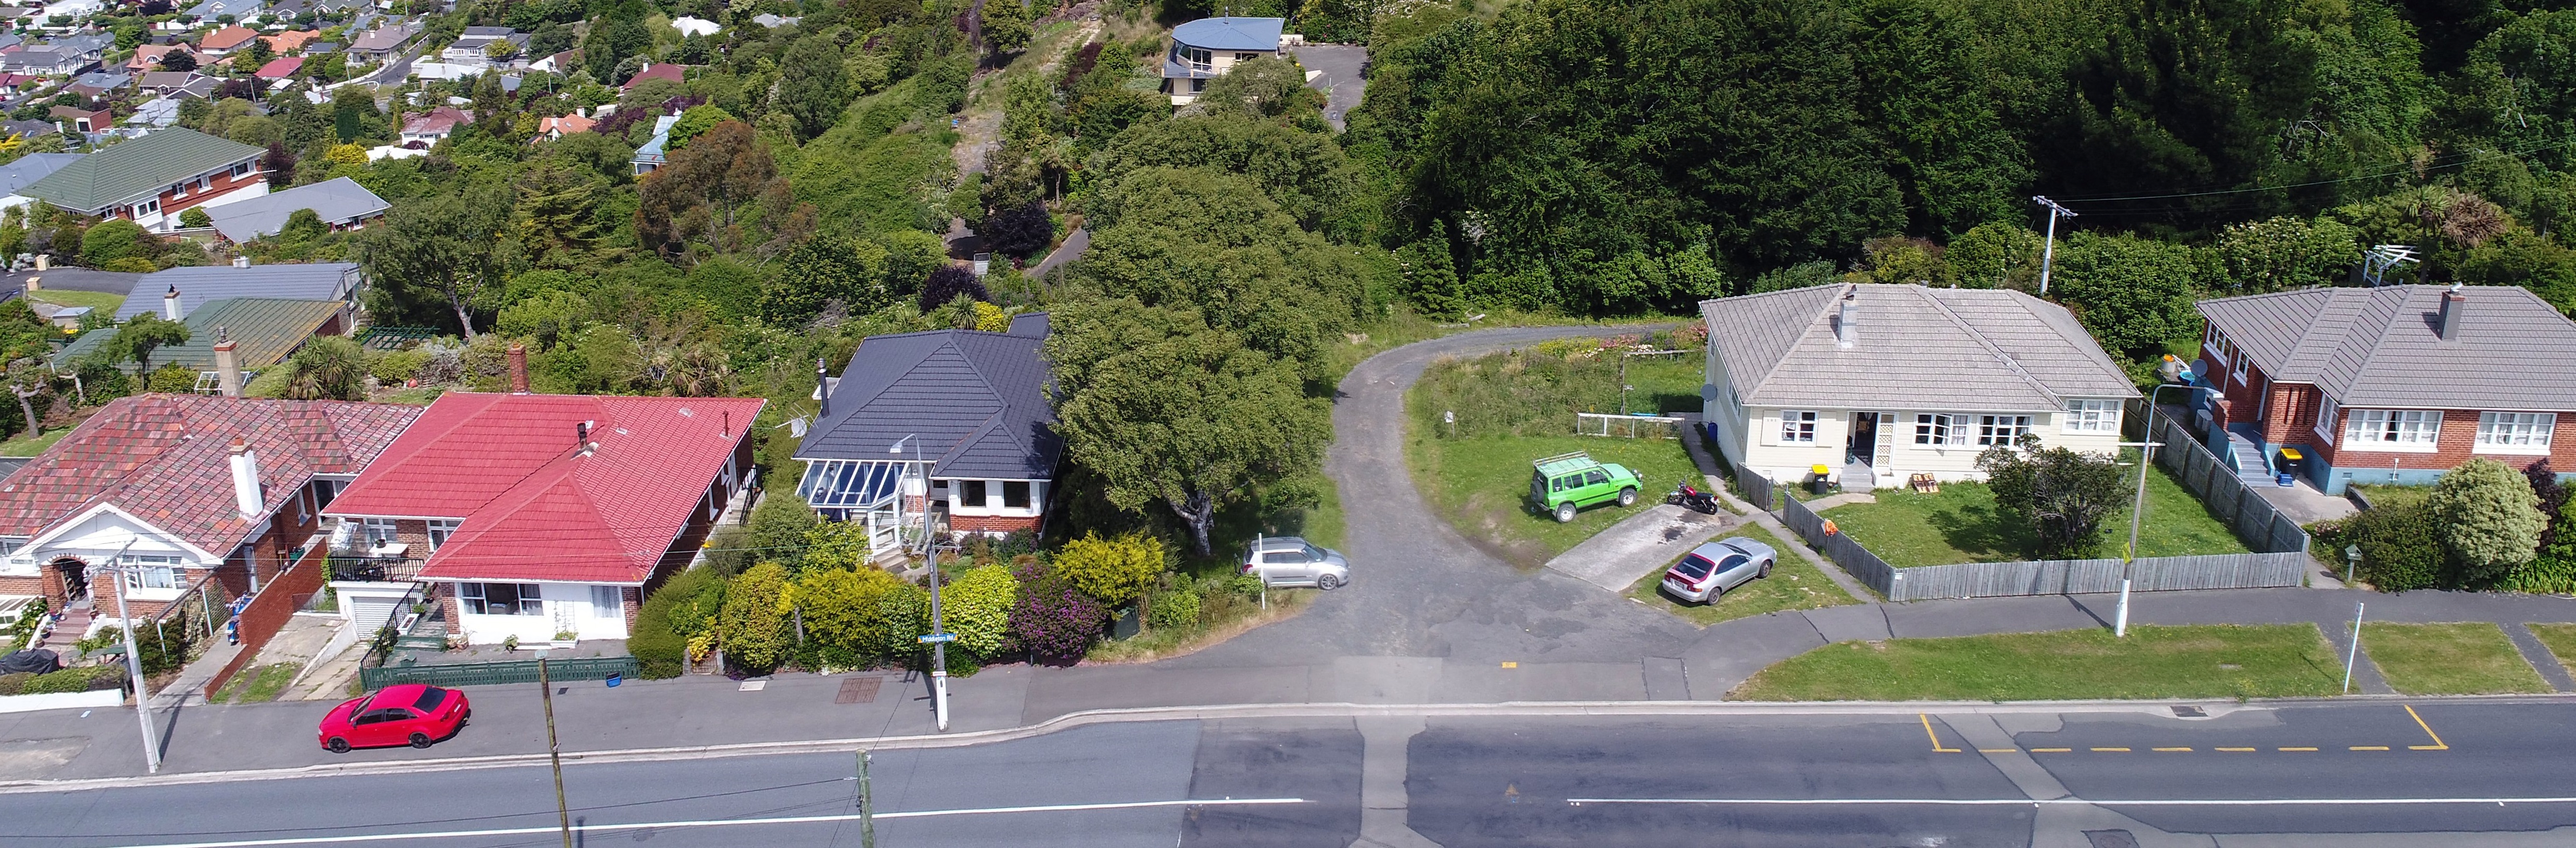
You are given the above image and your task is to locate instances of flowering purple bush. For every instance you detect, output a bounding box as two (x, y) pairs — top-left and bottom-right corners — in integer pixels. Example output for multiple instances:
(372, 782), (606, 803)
(1005, 561), (1106, 664)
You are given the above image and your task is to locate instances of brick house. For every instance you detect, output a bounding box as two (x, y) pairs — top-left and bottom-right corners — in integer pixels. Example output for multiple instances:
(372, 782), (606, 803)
(795, 314), (1059, 562)
(320, 350), (764, 646)
(17, 128), (268, 232)
(0, 395), (422, 627)
(2194, 284), (2576, 494)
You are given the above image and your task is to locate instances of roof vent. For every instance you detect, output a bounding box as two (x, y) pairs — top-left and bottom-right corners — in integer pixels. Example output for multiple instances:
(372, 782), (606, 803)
(1835, 286), (1859, 350)
(2439, 284), (2466, 343)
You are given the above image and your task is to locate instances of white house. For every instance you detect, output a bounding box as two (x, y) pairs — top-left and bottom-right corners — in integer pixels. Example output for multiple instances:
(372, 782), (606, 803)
(1699, 283), (2140, 489)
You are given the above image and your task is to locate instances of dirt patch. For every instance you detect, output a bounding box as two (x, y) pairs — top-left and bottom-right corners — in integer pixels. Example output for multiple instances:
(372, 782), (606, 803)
(0, 737), (87, 780)
(1081, 592), (1317, 664)
(1460, 491), (1553, 571)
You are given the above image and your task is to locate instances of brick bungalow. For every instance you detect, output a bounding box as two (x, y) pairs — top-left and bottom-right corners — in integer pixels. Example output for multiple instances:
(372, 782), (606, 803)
(794, 314), (1059, 562)
(2194, 283), (2576, 494)
(0, 395), (422, 627)
(319, 349), (764, 645)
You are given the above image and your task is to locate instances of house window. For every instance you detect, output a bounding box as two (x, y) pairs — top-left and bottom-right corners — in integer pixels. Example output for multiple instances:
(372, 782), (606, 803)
(1190, 78), (1207, 93)
(460, 582), (542, 615)
(960, 480), (988, 508)
(2476, 412), (2555, 453)
(2062, 399), (2119, 434)
(119, 555), (181, 590)
(1003, 480), (1032, 510)
(1236, 52), (1259, 61)
(1780, 411), (1817, 443)
(1185, 46), (1211, 67)
(590, 585), (621, 619)
(1977, 415), (2033, 446)
(313, 479), (341, 509)
(2315, 396), (2339, 443)
(231, 161), (252, 178)
(2345, 410), (2440, 450)
(0, 537), (22, 556)
(360, 517), (398, 544)
(1914, 414), (1962, 446)
(426, 519), (460, 550)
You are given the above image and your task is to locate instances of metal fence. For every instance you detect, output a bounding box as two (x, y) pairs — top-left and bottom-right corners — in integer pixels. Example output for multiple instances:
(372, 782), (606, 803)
(2130, 404), (2312, 555)
(360, 655), (638, 690)
(1575, 412), (1685, 439)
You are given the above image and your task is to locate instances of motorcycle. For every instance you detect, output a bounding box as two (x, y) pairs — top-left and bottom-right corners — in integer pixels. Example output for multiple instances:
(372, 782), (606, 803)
(1665, 478), (1722, 515)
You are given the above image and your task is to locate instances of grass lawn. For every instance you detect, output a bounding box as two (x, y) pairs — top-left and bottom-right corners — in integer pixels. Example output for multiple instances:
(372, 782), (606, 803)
(1627, 523), (1858, 626)
(1820, 455), (2248, 567)
(0, 427), (68, 457)
(1411, 433), (1700, 567)
(2527, 624), (2576, 681)
(27, 290), (126, 314)
(212, 662), (300, 704)
(1729, 624), (2344, 701)
(2348, 484), (2432, 511)
(2358, 622), (2552, 696)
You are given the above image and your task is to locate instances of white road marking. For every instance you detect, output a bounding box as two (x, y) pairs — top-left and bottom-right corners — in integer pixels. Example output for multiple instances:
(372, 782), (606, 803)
(1568, 797), (2576, 806)
(62, 798), (1309, 848)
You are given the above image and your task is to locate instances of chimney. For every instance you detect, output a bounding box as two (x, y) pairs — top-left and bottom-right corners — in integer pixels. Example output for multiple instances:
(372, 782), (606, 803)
(815, 358), (830, 418)
(576, 420), (592, 454)
(1835, 286), (1859, 350)
(231, 256), (251, 269)
(2439, 284), (2466, 342)
(162, 285), (181, 320)
(212, 330), (241, 397)
(506, 343), (529, 393)
(228, 438), (261, 518)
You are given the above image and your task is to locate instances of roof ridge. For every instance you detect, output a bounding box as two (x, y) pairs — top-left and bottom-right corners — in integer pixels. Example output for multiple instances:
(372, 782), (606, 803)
(2333, 286), (2416, 396)
(1912, 285), (2063, 406)
(1730, 285), (1842, 401)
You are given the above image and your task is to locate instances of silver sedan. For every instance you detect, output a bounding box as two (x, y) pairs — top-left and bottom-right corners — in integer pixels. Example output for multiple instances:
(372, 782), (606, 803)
(1659, 538), (1776, 604)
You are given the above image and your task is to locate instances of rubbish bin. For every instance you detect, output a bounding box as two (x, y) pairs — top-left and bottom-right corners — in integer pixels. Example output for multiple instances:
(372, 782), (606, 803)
(1808, 464), (1833, 495)
(2275, 447), (2303, 487)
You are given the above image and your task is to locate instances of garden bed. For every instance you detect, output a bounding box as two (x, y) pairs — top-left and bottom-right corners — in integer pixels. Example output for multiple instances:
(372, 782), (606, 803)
(1729, 624), (2343, 701)
(1818, 456), (2248, 568)
(2359, 622), (2553, 695)
(1625, 524), (1857, 626)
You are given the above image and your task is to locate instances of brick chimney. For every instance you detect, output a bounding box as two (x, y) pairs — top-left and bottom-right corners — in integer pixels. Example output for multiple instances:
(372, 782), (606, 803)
(212, 328), (241, 397)
(228, 438), (261, 518)
(507, 343), (529, 393)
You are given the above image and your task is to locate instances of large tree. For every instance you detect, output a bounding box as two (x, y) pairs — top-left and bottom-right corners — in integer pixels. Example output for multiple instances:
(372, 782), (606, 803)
(775, 36), (849, 142)
(1047, 299), (1328, 555)
(106, 315), (190, 376)
(635, 121), (795, 258)
(356, 189), (513, 337)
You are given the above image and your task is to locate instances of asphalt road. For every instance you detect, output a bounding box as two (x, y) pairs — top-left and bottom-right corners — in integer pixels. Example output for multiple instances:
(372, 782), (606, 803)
(12, 702), (2576, 847)
(1292, 44), (1368, 130)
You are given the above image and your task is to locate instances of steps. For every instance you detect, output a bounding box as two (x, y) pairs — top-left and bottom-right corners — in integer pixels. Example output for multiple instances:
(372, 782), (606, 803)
(37, 605), (90, 652)
(2225, 429), (2273, 485)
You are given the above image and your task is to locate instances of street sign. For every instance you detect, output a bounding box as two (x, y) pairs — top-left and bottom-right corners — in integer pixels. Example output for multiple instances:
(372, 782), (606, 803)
(917, 633), (957, 644)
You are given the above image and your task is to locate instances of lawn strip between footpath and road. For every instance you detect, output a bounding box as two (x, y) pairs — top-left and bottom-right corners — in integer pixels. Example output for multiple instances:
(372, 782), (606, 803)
(1818, 451), (2248, 568)
(1728, 624), (2345, 701)
(2357, 622), (2554, 696)
(2527, 623), (2576, 680)
(1626, 523), (1857, 627)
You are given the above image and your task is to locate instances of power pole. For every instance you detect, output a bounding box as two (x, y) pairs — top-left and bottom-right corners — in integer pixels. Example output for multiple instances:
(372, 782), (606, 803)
(857, 749), (877, 848)
(102, 559), (161, 774)
(538, 653), (572, 848)
(2033, 195), (2077, 296)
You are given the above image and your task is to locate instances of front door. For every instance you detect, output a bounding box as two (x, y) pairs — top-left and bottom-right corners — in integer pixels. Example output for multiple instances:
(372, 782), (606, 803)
(50, 558), (87, 604)
(1847, 413), (1878, 464)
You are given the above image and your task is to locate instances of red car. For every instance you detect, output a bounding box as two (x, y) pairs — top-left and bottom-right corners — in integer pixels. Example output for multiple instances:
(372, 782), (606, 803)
(318, 684), (470, 753)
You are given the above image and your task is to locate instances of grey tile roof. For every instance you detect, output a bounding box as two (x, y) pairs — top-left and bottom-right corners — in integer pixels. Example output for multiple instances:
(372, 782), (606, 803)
(0, 152), (81, 196)
(1699, 283), (2138, 413)
(206, 176), (387, 242)
(116, 262), (358, 320)
(795, 317), (1060, 480)
(2198, 284), (2576, 411)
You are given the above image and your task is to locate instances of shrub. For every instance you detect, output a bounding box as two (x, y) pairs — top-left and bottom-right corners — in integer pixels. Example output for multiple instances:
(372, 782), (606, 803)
(2430, 458), (2545, 585)
(1051, 531), (1165, 606)
(918, 265), (987, 312)
(632, 566), (726, 678)
(81, 218), (146, 267)
(0, 671), (30, 696)
(2351, 502), (2443, 591)
(718, 562), (792, 672)
(941, 564), (1019, 659)
(1005, 560), (1106, 664)
(787, 565), (912, 663)
(796, 518), (872, 573)
(1147, 582), (1200, 629)
(21, 666), (117, 694)
(1977, 443), (2128, 558)
(2503, 498), (2576, 594)
(179, 206), (214, 229)
(371, 348), (429, 383)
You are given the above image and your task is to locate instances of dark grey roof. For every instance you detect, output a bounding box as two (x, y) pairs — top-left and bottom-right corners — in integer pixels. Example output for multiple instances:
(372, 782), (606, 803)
(1701, 283), (2138, 413)
(207, 177), (387, 242)
(2198, 284), (2576, 411)
(795, 316), (1058, 480)
(0, 152), (82, 196)
(116, 262), (358, 320)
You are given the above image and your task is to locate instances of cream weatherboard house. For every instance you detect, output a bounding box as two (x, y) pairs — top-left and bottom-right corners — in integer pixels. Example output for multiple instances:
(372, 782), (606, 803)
(1698, 283), (2140, 489)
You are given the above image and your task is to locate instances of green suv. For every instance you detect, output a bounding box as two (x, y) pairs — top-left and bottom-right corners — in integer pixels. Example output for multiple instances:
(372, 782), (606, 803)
(1529, 451), (1642, 523)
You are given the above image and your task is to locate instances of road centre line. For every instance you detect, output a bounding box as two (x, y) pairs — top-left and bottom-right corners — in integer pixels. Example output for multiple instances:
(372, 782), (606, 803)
(58, 799), (1310, 848)
(2091, 747), (2130, 752)
(2152, 747), (2192, 752)
(1567, 797), (2576, 807)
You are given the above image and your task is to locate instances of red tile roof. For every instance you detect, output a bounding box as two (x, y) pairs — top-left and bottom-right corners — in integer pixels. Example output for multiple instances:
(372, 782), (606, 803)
(201, 25), (257, 51)
(254, 56), (303, 79)
(0, 395), (425, 555)
(618, 62), (686, 92)
(326, 393), (766, 584)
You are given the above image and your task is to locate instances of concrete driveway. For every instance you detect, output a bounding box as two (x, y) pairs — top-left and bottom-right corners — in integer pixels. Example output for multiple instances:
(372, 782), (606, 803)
(1542, 504), (1733, 593)
(1292, 44), (1367, 130)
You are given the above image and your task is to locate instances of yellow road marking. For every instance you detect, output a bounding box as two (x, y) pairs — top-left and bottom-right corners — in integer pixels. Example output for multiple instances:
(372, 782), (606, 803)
(1919, 714), (1960, 753)
(2152, 747), (2192, 752)
(2279, 747), (2319, 752)
(2091, 747), (2131, 752)
(2350, 746), (2390, 751)
(2030, 748), (2072, 753)
(1978, 748), (2019, 754)
(2217, 747), (2258, 752)
(2405, 705), (2449, 750)
(1500, 661), (1517, 669)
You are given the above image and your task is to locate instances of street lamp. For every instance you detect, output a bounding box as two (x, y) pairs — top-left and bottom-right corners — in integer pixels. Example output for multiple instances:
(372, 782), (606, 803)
(2114, 382), (2195, 637)
(891, 435), (950, 732)
(85, 537), (161, 773)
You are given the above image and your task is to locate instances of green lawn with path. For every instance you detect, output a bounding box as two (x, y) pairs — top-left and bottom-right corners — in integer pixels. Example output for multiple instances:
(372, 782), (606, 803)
(1412, 433), (1699, 567)
(2528, 624), (2576, 681)
(27, 290), (126, 313)
(1729, 624), (2344, 701)
(1627, 523), (1857, 626)
(212, 662), (300, 704)
(2359, 622), (2553, 695)
(1819, 455), (2247, 567)
(0, 427), (68, 457)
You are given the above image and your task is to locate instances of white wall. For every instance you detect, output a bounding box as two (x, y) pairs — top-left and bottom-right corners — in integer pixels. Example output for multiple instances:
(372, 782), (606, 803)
(1737, 407), (2127, 488)
(451, 581), (629, 645)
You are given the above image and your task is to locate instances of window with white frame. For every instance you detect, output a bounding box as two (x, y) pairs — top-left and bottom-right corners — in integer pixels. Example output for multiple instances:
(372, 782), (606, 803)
(1780, 410), (1818, 443)
(1977, 415), (2033, 446)
(590, 585), (622, 619)
(426, 519), (460, 550)
(459, 582), (542, 615)
(119, 554), (181, 590)
(0, 537), (23, 556)
(2062, 399), (2120, 434)
(2345, 410), (2441, 449)
(1914, 414), (1964, 446)
(2476, 412), (2555, 453)
(360, 517), (398, 544)
(2315, 395), (2339, 443)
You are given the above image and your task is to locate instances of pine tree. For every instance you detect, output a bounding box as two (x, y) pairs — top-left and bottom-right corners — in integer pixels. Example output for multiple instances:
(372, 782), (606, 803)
(1402, 221), (1466, 319)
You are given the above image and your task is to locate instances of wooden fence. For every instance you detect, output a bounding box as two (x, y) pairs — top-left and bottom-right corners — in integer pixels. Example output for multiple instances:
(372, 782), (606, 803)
(1733, 464), (1778, 513)
(1866, 551), (2309, 602)
(2128, 402), (2312, 555)
(1778, 494), (1897, 597)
